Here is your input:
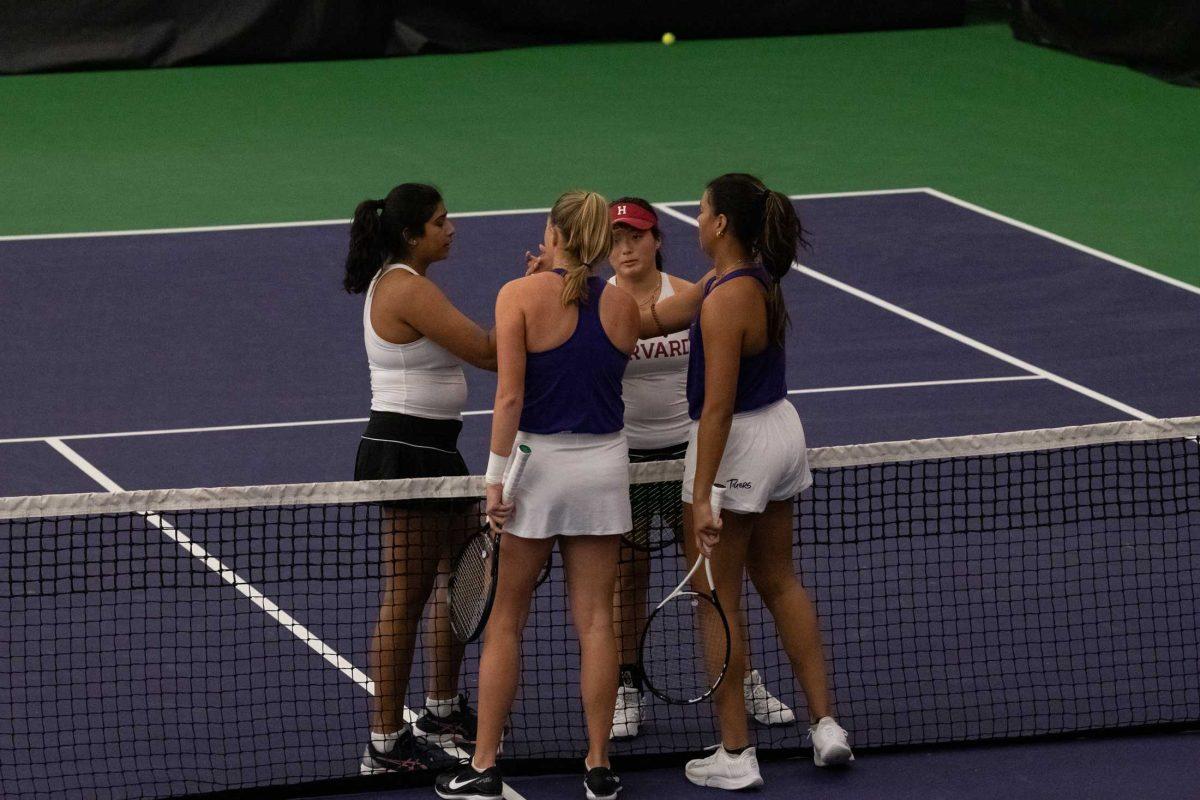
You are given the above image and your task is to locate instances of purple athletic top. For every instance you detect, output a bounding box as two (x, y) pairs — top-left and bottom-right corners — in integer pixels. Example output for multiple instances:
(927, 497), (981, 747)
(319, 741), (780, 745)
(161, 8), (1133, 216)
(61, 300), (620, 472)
(519, 270), (629, 435)
(686, 266), (786, 421)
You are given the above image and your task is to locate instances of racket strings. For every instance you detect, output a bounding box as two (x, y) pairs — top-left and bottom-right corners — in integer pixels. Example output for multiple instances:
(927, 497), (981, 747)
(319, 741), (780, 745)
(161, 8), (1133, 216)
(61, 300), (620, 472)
(449, 531), (497, 642)
(641, 591), (730, 704)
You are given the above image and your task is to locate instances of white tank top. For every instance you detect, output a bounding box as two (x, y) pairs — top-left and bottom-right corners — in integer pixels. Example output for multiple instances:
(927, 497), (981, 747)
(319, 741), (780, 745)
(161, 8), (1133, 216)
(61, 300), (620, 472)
(608, 272), (691, 449)
(364, 264), (468, 420)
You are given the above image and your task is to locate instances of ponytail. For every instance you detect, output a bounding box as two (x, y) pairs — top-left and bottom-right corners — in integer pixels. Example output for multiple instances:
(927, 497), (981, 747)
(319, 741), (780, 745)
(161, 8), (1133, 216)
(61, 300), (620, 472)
(342, 183), (444, 294)
(343, 199), (386, 293)
(706, 174), (808, 346)
(759, 189), (805, 346)
(549, 190), (612, 306)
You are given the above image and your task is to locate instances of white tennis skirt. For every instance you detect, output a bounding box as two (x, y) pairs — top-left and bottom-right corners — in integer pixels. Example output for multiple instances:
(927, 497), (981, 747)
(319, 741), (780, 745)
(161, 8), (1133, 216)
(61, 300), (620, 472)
(682, 399), (812, 514)
(505, 430), (633, 539)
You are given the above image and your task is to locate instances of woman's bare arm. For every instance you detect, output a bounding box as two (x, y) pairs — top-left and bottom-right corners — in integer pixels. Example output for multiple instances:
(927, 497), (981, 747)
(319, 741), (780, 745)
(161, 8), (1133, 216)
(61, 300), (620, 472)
(638, 269), (712, 338)
(384, 275), (498, 371)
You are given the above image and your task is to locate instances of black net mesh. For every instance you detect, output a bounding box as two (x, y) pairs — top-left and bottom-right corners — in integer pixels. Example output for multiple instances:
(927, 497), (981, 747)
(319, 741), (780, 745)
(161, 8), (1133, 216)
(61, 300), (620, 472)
(1, 425), (1197, 799)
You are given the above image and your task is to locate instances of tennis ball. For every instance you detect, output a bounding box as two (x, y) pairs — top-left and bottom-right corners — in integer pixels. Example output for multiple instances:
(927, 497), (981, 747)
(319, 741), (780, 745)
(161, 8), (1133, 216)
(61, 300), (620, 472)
(661, 32), (676, 46)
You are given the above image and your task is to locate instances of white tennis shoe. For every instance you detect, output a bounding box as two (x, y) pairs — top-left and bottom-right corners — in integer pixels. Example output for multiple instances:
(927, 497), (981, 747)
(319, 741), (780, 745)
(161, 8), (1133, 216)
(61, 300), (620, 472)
(685, 744), (764, 790)
(610, 686), (642, 739)
(809, 716), (854, 767)
(743, 669), (795, 726)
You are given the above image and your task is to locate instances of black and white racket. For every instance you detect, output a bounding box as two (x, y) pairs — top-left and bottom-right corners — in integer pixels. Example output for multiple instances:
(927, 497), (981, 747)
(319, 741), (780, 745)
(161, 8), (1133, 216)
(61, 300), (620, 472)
(448, 444), (531, 643)
(637, 485), (732, 704)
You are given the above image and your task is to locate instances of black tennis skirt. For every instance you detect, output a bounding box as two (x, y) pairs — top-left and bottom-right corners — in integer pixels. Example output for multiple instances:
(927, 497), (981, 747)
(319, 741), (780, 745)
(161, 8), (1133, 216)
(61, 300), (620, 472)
(354, 410), (470, 510)
(629, 441), (687, 530)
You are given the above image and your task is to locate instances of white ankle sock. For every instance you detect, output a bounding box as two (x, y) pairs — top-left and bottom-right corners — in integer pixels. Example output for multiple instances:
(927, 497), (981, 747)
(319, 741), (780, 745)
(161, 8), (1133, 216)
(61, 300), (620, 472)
(370, 727), (404, 749)
(426, 694), (459, 717)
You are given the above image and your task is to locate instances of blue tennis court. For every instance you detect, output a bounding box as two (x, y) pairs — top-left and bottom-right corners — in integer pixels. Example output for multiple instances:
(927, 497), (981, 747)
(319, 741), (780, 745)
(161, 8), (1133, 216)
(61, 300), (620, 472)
(2, 189), (1198, 800)
(4, 189), (1197, 494)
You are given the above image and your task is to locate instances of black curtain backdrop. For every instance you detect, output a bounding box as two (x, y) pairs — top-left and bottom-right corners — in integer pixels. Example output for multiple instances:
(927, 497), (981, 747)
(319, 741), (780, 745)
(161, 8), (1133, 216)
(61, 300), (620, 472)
(1011, 1), (1200, 86)
(0, 0), (966, 74)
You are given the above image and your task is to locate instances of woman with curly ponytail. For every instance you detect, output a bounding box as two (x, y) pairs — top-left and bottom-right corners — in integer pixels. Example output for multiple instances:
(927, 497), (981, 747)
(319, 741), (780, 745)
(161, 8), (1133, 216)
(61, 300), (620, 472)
(347, 183), (498, 778)
(633, 174), (853, 790)
(436, 191), (637, 800)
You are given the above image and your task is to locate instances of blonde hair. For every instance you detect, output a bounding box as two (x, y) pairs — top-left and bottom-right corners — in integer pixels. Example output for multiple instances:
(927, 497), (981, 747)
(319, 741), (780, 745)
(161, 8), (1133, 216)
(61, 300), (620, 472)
(549, 190), (612, 306)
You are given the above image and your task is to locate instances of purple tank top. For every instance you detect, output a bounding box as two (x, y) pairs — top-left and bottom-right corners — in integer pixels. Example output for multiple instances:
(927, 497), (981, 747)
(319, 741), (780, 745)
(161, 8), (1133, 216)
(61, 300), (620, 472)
(686, 266), (786, 420)
(519, 271), (630, 435)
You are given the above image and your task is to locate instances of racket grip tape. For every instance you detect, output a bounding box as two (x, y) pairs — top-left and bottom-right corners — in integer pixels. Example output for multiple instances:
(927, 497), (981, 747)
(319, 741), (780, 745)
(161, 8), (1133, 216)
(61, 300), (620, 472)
(502, 444), (532, 503)
(710, 483), (726, 520)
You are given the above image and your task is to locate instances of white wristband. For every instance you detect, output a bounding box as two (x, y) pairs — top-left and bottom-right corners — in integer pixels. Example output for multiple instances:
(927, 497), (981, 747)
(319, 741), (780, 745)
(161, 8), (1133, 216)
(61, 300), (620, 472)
(485, 451), (508, 485)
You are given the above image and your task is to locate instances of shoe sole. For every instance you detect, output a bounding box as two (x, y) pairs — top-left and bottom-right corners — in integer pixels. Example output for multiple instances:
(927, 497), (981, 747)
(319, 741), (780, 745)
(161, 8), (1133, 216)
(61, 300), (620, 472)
(685, 772), (765, 790)
(434, 790), (502, 800)
(813, 745), (854, 767)
(585, 785), (623, 800)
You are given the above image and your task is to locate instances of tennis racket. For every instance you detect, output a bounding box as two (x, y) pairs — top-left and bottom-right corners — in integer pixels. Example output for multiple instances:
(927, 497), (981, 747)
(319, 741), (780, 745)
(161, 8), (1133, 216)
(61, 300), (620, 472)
(637, 485), (732, 704)
(448, 444), (531, 643)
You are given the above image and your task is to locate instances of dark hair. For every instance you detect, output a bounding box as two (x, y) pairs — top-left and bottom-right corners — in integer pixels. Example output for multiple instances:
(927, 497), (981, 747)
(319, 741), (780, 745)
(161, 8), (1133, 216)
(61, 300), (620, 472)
(343, 183), (443, 294)
(610, 196), (665, 271)
(705, 173), (807, 345)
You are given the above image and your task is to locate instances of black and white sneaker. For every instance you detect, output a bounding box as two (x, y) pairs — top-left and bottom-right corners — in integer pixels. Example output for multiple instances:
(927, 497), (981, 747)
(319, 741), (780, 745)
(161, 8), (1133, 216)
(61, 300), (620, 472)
(584, 765), (622, 800)
(415, 693), (479, 745)
(435, 762), (503, 800)
(360, 728), (460, 775)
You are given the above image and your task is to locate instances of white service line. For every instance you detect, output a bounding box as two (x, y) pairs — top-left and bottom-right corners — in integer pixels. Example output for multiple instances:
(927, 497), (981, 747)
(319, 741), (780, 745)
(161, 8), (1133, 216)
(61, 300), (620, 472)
(787, 375), (1043, 394)
(921, 188), (1200, 298)
(44, 436), (375, 694)
(45, 436), (526, 798)
(656, 203), (1153, 421)
(1, 376), (1041, 445)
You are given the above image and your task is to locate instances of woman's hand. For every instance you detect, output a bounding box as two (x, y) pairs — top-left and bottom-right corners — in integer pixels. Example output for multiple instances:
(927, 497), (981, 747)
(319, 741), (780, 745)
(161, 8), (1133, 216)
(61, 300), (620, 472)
(692, 497), (723, 557)
(485, 482), (514, 530)
(524, 244), (550, 275)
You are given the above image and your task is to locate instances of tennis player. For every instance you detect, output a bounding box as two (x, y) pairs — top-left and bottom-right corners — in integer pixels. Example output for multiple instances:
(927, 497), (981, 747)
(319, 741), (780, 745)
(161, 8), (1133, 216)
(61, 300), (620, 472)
(436, 190), (637, 800)
(644, 174), (853, 789)
(603, 198), (795, 741)
(344, 183), (497, 775)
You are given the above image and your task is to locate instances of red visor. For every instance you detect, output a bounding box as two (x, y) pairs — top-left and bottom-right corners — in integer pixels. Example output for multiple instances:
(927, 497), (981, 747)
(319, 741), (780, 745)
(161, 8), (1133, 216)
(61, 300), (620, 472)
(609, 202), (657, 230)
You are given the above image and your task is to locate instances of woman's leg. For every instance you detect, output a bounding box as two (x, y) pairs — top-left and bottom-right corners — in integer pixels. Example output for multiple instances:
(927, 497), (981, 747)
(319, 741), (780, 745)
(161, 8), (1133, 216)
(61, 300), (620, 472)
(472, 533), (555, 770)
(682, 502), (753, 749)
(745, 500), (832, 721)
(612, 539), (650, 667)
(424, 506), (475, 701)
(368, 507), (443, 733)
(561, 534), (622, 768)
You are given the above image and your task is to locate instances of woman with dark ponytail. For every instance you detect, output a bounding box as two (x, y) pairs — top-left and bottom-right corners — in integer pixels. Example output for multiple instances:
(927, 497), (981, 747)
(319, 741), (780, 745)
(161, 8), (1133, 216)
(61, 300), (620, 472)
(346, 183), (497, 776)
(640, 174), (853, 789)
(603, 197), (796, 742)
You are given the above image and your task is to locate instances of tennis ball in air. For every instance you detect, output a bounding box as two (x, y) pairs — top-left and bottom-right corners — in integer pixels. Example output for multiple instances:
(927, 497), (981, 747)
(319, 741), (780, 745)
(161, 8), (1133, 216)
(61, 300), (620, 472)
(661, 32), (676, 46)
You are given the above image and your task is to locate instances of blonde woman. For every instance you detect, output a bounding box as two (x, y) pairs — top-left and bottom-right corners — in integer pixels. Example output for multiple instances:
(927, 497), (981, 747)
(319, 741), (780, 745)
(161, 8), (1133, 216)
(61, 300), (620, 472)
(436, 191), (638, 800)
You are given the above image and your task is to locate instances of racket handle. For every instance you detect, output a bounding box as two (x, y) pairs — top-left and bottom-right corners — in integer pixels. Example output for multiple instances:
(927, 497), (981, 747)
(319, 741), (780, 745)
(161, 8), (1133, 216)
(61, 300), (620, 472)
(502, 444), (532, 503)
(710, 483), (726, 521)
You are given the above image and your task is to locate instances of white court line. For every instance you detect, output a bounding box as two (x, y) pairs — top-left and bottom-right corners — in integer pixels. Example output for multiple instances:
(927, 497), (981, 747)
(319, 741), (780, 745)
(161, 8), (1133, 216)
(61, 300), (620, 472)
(786, 375), (1043, 394)
(654, 202), (1154, 421)
(920, 188), (1200, 298)
(659, 187), (929, 207)
(0, 188), (922, 242)
(0, 376), (1042, 446)
(42, 436), (523, 797)
(45, 438), (376, 693)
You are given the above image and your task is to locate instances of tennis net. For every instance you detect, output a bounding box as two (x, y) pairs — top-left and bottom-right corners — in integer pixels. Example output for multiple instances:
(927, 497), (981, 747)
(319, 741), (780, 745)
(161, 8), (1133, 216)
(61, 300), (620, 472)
(1, 416), (1197, 799)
